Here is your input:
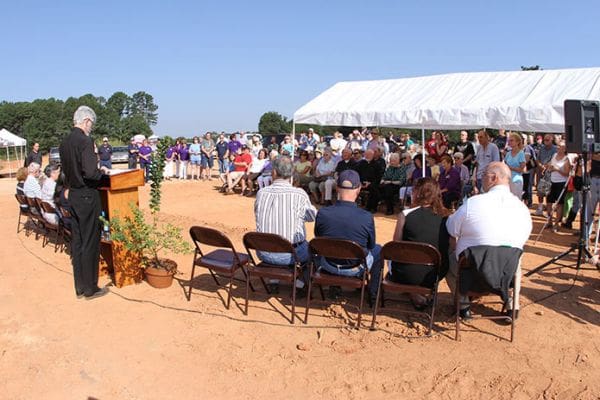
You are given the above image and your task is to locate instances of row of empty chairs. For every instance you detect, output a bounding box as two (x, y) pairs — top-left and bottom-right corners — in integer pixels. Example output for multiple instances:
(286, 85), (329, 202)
(188, 226), (517, 341)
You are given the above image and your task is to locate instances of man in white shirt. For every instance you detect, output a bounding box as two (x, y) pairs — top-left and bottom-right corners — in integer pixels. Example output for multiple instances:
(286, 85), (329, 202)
(255, 155), (316, 266)
(329, 131), (347, 157)
(23, 162), (42, 199)
(446, 162), (532, 319)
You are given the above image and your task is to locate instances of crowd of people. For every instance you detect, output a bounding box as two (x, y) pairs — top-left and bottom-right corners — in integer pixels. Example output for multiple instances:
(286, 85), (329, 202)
(18, 114), (593, 311)
(253, 156), (532, 320)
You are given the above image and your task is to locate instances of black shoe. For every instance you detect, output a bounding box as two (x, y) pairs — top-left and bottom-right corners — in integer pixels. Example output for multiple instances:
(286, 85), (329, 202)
(295, 287), (307, 299)
(459, 307), (473, 320)
(266, 283), (279, 294)
(328, 285), (342, 300)
(84, 286), (109, 300)
(506, 309), (519, 320)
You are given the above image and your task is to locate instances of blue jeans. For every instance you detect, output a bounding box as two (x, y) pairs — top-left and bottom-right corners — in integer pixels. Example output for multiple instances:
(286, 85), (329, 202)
(218, 158), (228, 174)
(316, 244), (382, 298)
(257, 240), (310, 266)
(99, 159), (112, 169)
(586, 177), (600, 237)
(201, 154), (214, 168)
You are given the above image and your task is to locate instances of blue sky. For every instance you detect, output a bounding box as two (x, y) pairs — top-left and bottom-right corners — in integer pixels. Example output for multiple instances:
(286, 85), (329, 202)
(2, 0), (599, 136)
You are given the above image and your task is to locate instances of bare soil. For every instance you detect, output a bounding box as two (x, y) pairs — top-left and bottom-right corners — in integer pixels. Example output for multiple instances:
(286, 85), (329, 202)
(1, 174), (599, 399)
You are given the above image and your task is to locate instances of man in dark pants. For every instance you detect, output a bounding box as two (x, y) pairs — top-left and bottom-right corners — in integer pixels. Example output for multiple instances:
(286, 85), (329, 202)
(127, 138), (139, 169)
(59, 106), (109, 300)
(98, 137), (113, 169)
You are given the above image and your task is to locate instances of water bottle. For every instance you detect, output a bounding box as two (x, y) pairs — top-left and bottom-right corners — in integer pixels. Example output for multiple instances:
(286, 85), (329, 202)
(101, 211), (110, 240)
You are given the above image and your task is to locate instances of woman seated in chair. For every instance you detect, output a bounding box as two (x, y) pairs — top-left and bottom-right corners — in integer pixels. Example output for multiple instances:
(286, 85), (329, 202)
(40, 164), (61, 224)
(399, 154), (431, 209)
(391, 177), (450, 309)
(380, 153), (407, 215)
(438, 154), (461, 209)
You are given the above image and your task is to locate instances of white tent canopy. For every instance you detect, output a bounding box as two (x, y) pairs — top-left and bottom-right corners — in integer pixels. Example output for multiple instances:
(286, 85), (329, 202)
(293, 67), (600, 133)
(0, 128), (26, 147)
(0, 128), (26, 177)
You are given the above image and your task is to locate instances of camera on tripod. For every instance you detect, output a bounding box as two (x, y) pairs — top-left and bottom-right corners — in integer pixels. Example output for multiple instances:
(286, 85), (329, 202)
(565, 99), (600, 153)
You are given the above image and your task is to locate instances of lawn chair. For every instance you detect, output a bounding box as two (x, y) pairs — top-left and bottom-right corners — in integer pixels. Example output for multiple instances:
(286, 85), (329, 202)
(306, 237), (369, 329)
(455, 246), (521, 342)
(370, 241), (442, 336)
(38, 200), (63, 252)
(243, 232), (303, 324)
(188, 226), (251, 309)
(15, 194), (32, 234)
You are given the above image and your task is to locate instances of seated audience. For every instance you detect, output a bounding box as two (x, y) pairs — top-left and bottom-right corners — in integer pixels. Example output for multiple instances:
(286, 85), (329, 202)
(309, 148), (337, 205)
(356, 149), (385, 213)
(391, 177), (450, 309)
(15, 167), (29, 211)
(293, 150), (313, 187)
(314, 170), (382, 301)
(446, 162), (532, 320)
(438, 154), (461, 209)
(226, 145), (252, 195)
(23, 162), (42, 199)
(399, 154), (431, 208)
(40, 164), (61, 224)
(244, 148), (268, 195)
(380, 153), (407, 215)
(257, 150), (277, 189)
(255, 156), (316, 291)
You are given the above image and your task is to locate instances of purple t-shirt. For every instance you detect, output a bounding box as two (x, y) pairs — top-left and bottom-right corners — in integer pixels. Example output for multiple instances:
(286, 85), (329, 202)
(178, 145), (190, 161)
(166, 146), (178, 160)
(439, 166), (461, 195)
(139, 145), (153, 165)
(228, 140), (242, 155)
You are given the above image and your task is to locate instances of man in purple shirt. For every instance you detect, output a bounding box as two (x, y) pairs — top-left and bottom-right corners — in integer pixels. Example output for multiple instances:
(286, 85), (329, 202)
(227, 133), (242, 155)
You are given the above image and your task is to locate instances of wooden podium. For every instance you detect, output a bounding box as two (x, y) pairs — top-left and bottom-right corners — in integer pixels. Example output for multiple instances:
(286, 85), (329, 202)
(98, 169), (145, 287)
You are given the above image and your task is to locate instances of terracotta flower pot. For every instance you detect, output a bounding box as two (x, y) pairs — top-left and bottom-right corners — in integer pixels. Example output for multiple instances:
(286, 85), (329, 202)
(144, 259), (177, 288)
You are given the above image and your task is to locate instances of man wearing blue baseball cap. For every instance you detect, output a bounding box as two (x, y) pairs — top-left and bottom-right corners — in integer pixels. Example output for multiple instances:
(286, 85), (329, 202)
(314, 169), (382, 302)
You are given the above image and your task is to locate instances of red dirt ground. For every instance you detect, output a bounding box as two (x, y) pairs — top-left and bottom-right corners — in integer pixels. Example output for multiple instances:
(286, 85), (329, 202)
(1, 173), (599, 399)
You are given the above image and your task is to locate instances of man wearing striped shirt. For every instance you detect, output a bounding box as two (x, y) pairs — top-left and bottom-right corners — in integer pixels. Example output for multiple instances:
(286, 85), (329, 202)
(254, 155), (316, 267)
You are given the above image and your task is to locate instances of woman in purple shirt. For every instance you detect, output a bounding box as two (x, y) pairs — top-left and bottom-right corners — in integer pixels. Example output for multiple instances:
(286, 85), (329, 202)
(178, 139), (190, 180)
(138, 139), (153, 182)
(438, 154), (461, 209)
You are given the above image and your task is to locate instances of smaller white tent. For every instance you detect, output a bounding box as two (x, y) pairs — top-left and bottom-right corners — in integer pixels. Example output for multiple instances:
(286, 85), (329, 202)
(0, 128), (27, 177)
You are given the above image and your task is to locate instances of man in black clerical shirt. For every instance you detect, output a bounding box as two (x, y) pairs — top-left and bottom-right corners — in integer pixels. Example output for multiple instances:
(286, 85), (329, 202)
(59, 106), (109, 300)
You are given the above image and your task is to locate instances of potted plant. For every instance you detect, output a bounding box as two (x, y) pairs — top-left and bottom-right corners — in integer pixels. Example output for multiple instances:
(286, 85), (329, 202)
(101, 136), (192, 288)
(106, 205), (192, 288)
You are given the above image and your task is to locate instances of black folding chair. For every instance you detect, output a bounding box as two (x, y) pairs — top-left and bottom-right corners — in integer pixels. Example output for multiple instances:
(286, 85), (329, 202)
(188, 226), (251, 309)
(306, 238), (369, 329)
(243, 232), (303, 324)
(370, 241), (442, 336)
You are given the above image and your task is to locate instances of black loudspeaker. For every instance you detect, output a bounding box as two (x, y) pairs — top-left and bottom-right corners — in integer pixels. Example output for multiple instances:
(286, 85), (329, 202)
(565, 99), (600, 153)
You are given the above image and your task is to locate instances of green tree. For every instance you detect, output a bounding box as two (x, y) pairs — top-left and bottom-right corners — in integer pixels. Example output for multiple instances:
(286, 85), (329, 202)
(258, 111), (292, 135)
(129, 91), (158, 126)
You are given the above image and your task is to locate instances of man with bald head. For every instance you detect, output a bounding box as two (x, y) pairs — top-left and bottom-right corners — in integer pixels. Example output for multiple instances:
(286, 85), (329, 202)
(446, 162), (532, 320)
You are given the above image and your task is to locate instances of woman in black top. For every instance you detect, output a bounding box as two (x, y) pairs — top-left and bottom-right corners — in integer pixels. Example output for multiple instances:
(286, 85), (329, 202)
(390, 177), (450, 308)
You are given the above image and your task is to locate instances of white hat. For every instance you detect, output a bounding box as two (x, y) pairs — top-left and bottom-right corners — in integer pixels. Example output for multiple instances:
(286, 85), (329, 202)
(102, 137), (109, 141)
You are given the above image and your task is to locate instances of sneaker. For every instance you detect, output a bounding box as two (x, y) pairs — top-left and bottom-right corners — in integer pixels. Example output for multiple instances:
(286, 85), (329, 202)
(534, 208), (544, 216)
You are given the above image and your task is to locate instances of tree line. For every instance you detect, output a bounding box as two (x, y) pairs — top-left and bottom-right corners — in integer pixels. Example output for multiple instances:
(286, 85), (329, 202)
(0, 91), (158, 151)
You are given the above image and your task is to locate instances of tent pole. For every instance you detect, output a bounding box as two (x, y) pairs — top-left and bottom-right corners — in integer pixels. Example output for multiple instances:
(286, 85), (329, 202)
(291, 122), (296, 185)
(421, 124), (426, 176)
(7, 147), (12, 178)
